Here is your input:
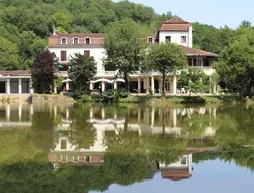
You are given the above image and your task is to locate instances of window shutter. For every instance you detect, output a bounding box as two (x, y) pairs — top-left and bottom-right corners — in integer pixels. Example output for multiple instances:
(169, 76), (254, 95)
(61, 51), (67, 61)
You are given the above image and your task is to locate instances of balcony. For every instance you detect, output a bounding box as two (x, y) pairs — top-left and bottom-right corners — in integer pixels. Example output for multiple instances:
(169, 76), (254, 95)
(96, 71), (116, 77)
(57, 71), (68, 77)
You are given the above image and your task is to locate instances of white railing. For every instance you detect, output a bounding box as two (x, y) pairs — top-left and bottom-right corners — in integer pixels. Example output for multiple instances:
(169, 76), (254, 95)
(96, 71), (116, 76)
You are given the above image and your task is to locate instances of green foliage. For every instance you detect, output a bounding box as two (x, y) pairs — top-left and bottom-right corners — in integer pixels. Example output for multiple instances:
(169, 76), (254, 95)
(181, 67), (209, 94)
(52, 12), (71, 33)
(54, 76), (64, 93)
(69, 105), (96, 149)
(104, 19), (145, 91)
(31, 49), (58, 93)
(144, 42), (188, 96)
(0, 36), (19, 70)
(217, 32), (254, 97)
(68, 53), (97, 95)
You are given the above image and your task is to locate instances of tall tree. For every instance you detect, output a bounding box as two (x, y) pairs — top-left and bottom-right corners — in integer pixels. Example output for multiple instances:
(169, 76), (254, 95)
(217, 32), (254, 97)
(144, 42), (187, 96)
(31, 49), (58, 93)
(104, 19), (144, 91)
(68, 53), (97, 94)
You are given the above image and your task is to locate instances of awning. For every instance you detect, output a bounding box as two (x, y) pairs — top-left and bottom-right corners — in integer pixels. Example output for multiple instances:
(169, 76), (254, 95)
(90, 78), (125, 84)
(115, 78), (125, 83)
(62, 79), (72, 83)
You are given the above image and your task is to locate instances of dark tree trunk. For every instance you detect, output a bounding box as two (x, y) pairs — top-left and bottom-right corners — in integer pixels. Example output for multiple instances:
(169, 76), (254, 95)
(162, 109), (165, 135)
(124, 76), (129, 92)
(162, 75), (166, 97)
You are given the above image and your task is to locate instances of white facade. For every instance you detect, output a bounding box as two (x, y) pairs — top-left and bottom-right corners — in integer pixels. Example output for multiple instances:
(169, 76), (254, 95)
(49, 47), (106, 73)
(159, 28), (193, 47)
(47, 18), (217, 94)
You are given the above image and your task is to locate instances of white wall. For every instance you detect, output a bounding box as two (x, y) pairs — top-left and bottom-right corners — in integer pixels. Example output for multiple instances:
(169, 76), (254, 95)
(159, 29), (192, 47)
(49, 47), (106, 73)
(159, 31), (188, 46)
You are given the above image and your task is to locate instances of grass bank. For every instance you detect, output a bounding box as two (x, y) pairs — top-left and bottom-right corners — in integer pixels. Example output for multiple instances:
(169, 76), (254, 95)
(79, 94), (246, 105)
(119, 95), (242, 104)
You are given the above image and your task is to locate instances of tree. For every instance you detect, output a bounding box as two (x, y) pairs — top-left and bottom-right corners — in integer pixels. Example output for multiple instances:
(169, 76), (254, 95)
(180, 67), (209, 94)
(144, 42), (187, 96)
(240, 20), (252, 28)
(217, 32), (254, 97)
(104, 19), (144, 91)
(0, 37), (19, 70)
(52, 12), (71, 33)
(68, 53), (97, 94)
(31, 49), (58, 93)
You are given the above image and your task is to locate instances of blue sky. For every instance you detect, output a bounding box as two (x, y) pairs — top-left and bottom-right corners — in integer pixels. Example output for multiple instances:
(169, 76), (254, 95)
(91, 160), (254, 193)
(114, 0), (253, 28)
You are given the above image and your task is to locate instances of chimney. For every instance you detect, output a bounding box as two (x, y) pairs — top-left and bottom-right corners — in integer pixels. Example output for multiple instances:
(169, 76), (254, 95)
(188, 25), (193, 48)
(53, 27), (59, 35)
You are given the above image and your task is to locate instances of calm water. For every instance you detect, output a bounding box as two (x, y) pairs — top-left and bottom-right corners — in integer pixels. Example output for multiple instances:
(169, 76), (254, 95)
(0, 103), (254, 193)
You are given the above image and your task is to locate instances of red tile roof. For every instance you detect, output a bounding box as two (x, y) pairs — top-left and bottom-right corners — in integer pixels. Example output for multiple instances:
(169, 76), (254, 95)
(180, 45), (218, 57)
(161, 169), (191, 181)
(0, 70), (31, 76)
(48, 33), (104, 46)
(160, 17), (191, 32)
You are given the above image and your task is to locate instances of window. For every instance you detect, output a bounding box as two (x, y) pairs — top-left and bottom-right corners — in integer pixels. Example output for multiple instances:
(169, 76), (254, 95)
(73, 37), (79, 44)
(193, 58), (197, 66)
(61, 38), (67, 44)
(165, 36), (171, 42)
(197, 59), (202, 66)
(148, 37), (153, 43)
(84, 50), (90, 57)
(85, 38), (91, 44)
(60, 140), (67, 149)
(203, 58), (210, 66)
(85, 156), (91, 162)
(181, 157), (187, 165)
(181, 36), (187, 43)
(60, 50), (67, 61)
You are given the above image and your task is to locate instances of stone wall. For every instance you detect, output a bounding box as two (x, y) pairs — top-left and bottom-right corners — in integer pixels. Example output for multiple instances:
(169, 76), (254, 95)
(32, 94), (74, 103)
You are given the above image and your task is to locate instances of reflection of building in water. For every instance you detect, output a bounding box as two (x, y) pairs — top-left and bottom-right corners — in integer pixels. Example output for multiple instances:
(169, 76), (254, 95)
(89, 106), (217, 138)
(0, 103), (73, 128)
(0, 104), (33, 128)
(49, 122), (194, 181)
(159, 154), (193, 181)
(49, 108), (201, 181)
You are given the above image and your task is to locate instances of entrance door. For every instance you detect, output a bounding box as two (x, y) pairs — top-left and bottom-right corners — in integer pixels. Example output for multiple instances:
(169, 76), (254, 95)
(165, 81), (170, 92)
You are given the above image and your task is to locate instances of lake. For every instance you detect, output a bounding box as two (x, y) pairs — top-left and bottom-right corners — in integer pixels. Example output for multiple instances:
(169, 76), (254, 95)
(0, 103), (254, 193)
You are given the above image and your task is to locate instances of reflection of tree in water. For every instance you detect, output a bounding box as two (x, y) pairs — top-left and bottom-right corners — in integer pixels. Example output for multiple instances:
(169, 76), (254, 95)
(181, 113), (216, 139)
(32, 111), (55, 151)
(0, 154), (156, 193)
(0, 130), (44, 165)
(104, 154), (155, 186)
(69, 105), (96, 149)
(215, 115), (246, 149)
(193, 148), (254, 172)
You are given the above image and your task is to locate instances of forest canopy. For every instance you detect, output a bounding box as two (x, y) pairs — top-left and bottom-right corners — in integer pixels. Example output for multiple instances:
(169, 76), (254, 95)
(0, 0), (253, 71)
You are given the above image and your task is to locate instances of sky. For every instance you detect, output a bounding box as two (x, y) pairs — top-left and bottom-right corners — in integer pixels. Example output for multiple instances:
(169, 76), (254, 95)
(91, 160), (254, 193)
(114, 0), (254, 28)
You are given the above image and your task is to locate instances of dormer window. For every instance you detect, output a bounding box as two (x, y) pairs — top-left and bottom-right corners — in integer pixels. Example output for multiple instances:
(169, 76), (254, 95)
(61, 38), (67, 44)
(85, 37), (91, 44)
(73, 37), (79, 44)
(148, 37), (153, 43)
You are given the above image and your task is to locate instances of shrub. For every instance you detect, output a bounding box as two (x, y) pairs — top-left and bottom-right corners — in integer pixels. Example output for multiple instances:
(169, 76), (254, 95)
(148, 87), (153, 95)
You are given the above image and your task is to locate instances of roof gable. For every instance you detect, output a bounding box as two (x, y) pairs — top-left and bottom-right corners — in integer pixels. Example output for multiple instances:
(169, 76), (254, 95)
(160, 17), (191, 32)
